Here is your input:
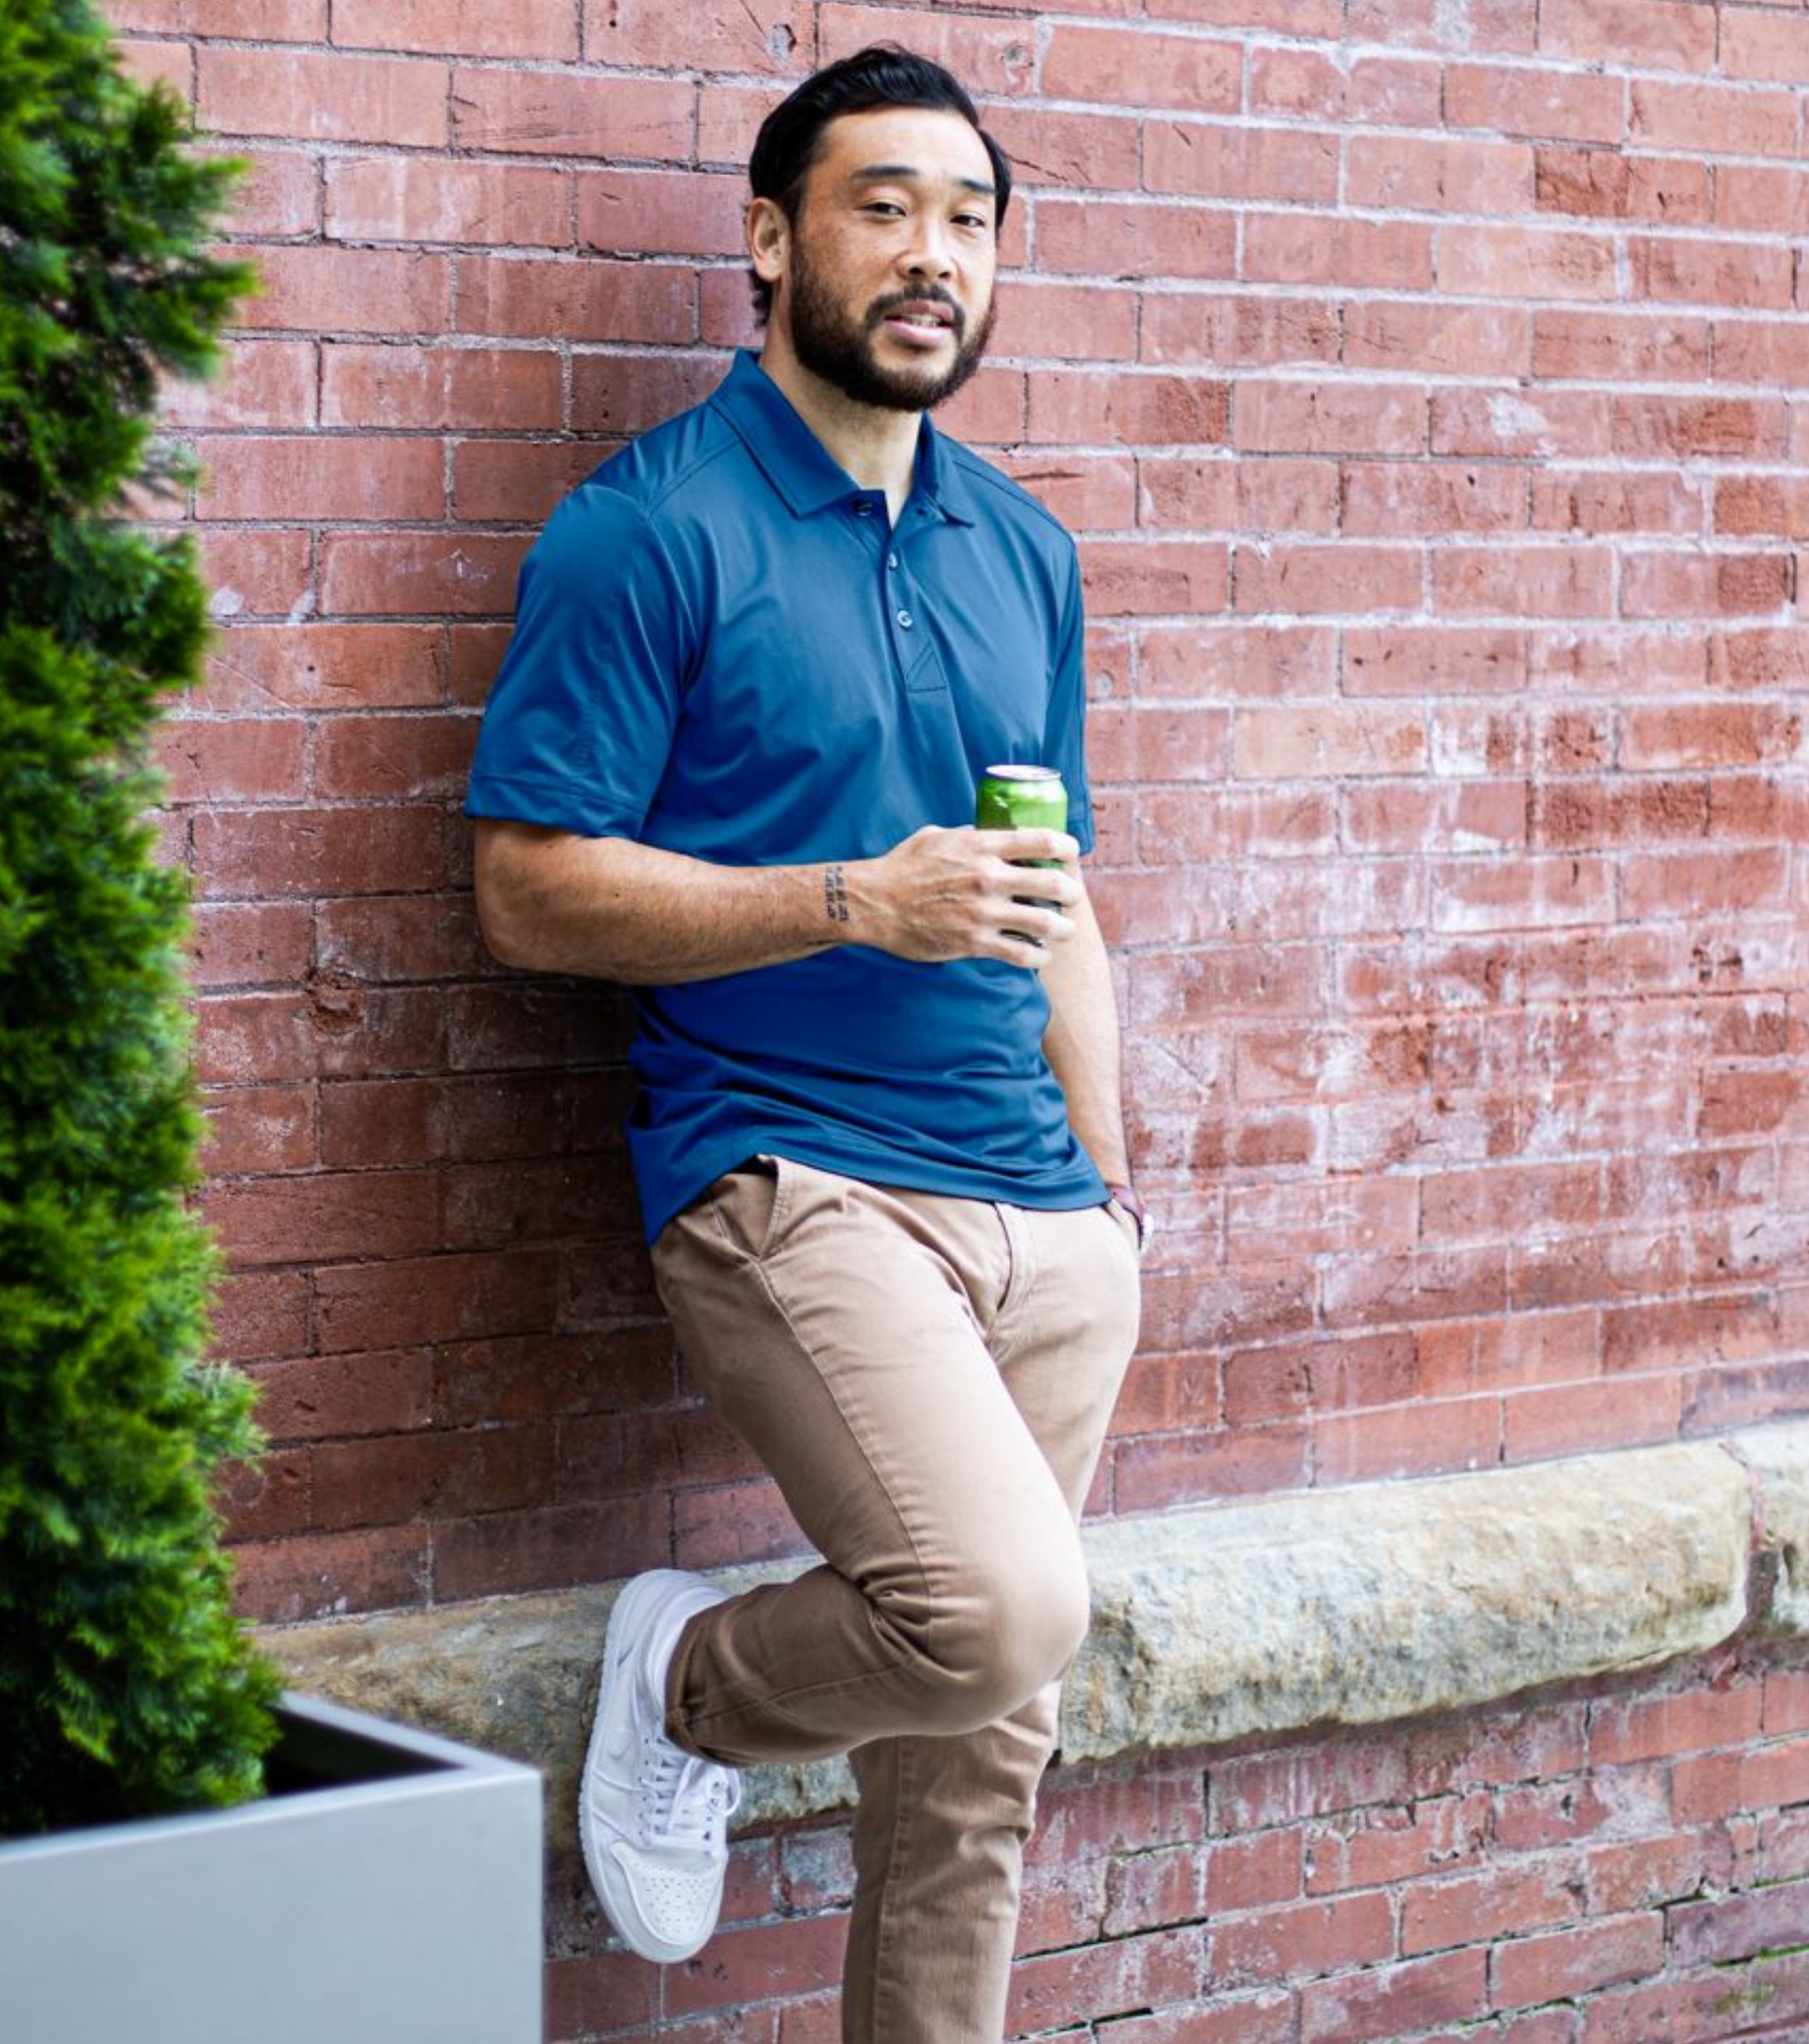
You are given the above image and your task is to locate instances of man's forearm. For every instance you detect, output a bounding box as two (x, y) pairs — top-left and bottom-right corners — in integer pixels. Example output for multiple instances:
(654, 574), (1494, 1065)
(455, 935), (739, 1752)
(1040, 885), (1131, 1185)
(475, 823), (852, 983)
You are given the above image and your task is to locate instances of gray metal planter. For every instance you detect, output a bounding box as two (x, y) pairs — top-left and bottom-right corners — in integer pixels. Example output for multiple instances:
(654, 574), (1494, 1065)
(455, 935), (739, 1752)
(0, 1692), (543, 2044)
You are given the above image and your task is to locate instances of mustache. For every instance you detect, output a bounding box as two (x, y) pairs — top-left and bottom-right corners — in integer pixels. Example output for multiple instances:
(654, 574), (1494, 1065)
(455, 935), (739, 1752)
(867, 288), (966, 339)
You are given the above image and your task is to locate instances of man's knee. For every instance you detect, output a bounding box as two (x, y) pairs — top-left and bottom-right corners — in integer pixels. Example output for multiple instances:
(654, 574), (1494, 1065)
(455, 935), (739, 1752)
(881, 1535), (1092, 1734)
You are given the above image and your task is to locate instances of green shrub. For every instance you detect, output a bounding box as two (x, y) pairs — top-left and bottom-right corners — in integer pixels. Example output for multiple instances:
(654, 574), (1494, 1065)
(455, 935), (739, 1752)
(0, 0), (279, 1836)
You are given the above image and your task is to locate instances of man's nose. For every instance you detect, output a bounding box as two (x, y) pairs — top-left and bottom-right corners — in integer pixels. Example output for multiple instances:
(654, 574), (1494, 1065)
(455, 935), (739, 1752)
(901, 218), (955, 278)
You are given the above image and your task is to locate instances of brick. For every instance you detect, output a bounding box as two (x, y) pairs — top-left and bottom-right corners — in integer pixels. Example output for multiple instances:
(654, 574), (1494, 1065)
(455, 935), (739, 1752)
(1616, 397), (1786, 462)
(109, 0), (323, 32)
(1449, 63), (1624, 142)
(204, 624), (444, 713)
(1346, 134), (1532, 213)
(1440, 223), (1616, 299)
(310, 1423), (553, 1531)
(191, 902), (313, 989)
(322, 342), (561, 433)
(231, 1525), (428, 1623)
(1344, 463), (1527, 537)
(1717, 162), (1809, 237)
(1304, 1792), (1491, 1895)
(1430, 390), (1613, 461)
(985, 105), (1141, 193)
(433, 1492), (669, 1600)
(583, 0), (812, 71)
(1422, 1161), (1601, 1243)
(200, 1083), (316, 1175)
(1502, 1373), (1683, 1459)
(333, 0), (576, 57)
(1723, 6), (1809, 83)
(1630, 77), (1801, 156)
(233, 245), (451, 337)
(196, 530), (314, 618)
(1232, 701), (1426, 777)
(198, 47), (447, 147)
(1145, 120), (1338, 204)
(1043, 27), (1239, 114)
(1300, 1946), (1487, 2044)
(158, 716), (307, 805)
(1249, 50), (1441, 126)
(1533, 308), (1707, 380)
(1006, 1928), (1201, 2036)
(1715, 317), (1809, 389)
(325, 157), (568, 247)
(1236, 544), (1422, 616)
(1208, 1890), (1393, 1986)
(1539, 0), (1717, 71)
(204, 144), (320, 237)
(1583, 1825), (1738, 1914)
(212, 1268), (310, 1363)
(1087, 1993), (1295, 2044)
(195, 434), (444, 522)
(449, 69), (694, 161)
(1237, 381), (1425, 457)
(1400, 1858), (1583, 1957)
(1493, 1913), (1665, 2009)
(312, 712), (475, 803)
(1622, 702), (1804, 769)
(1142, 296), (1334, 378)
(1038, 200), (1236, 280)
(1590, 1684), (1766, 1766)
(1535, 146), (1711, 224)
(578, 168), (747, 259)
(1001, 452), (1138, 532)
(1434, 545), (1611, 618)
(1225, 1182), (1418, 1266)
(817, 5), (1036, 98)
(193, 807), (453, 900)
(1321, 1245), (1509, 1329)
(460, 255), (695, 344)
(1028, 371), (1226, 449)
(1244, 213), (1433, 291)
(1314, 1396), (1501, 1484)
(251, 1349), (434, 1447)
(1532, 470), (1702, 537)
(1079, 538), (1228, 615)
(158, 339), (317, 432)
(1115, 1420), (1310, 1510)
(1631, 235), (1795, 309)
(320, 531), (530, 616)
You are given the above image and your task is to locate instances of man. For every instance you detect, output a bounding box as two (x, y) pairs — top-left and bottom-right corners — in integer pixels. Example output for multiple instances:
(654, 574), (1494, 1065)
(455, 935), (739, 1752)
(466, 45), (1147, 2042)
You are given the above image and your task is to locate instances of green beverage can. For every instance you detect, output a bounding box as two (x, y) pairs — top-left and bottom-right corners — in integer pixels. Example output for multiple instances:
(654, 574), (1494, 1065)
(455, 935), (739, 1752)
(975, 762), (1068, 845)
(975, 763), (1068, 944)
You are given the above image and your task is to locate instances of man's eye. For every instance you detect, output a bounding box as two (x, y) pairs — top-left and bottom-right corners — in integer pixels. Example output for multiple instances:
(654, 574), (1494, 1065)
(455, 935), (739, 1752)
(864, 201), (904, 217)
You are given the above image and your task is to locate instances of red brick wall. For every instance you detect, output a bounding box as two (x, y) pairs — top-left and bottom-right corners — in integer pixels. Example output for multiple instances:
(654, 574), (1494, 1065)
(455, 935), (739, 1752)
(118, 0), (1809, 1618)
(547, 1645), (1809, 2042)
(114, 0), (1809, 2027)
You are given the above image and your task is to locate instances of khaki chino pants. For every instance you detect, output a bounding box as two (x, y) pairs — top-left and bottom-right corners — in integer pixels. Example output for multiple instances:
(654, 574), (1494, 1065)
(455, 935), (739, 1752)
(650, 1155), (1142, 2044)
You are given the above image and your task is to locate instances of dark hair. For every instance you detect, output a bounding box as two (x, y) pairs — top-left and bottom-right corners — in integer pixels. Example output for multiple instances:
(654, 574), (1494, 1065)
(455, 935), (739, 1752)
(746, 44), (1013, 323)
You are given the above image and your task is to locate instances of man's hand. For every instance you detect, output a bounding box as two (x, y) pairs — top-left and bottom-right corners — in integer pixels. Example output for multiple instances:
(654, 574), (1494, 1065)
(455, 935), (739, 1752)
(852, 824), (1083, 971)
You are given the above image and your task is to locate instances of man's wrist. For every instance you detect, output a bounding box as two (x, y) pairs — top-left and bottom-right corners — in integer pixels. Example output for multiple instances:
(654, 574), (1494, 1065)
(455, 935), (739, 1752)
(1104, 1182), (1153, 1259)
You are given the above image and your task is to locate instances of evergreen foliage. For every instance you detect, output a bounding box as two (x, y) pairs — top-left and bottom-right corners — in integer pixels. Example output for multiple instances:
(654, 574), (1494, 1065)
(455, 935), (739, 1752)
(0, 0), (280, 1836)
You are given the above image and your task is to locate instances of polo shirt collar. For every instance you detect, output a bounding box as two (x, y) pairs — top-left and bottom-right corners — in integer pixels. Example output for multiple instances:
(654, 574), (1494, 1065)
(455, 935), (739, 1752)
(713, 349), (975, 528)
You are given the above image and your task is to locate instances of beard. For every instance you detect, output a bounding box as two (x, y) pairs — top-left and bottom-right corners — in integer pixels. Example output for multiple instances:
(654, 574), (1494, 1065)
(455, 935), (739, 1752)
(782, 237), (997, 414)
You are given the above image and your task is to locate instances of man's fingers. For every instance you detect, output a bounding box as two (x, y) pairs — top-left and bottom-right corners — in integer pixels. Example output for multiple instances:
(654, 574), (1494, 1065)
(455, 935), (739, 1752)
(975, 827), (1080, 865)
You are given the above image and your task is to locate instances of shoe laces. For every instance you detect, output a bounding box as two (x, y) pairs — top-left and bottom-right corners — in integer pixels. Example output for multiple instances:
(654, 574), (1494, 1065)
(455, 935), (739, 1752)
(639, 1730), (742, 1854)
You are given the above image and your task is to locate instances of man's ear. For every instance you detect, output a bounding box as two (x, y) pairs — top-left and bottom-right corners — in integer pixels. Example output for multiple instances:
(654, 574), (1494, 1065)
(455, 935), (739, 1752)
(747, 197), (790, 289)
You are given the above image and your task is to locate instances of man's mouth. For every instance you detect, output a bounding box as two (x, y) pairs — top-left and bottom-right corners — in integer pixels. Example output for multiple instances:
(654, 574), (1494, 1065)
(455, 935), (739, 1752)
(877, 299), (960, 345)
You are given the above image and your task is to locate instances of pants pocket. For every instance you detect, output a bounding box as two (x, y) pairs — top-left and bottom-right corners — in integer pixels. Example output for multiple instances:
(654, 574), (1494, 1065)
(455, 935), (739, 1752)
(706, 1153), (796, 1262)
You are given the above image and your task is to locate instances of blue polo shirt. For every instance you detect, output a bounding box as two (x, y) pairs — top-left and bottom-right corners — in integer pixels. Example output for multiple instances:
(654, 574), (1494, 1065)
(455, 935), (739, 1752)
(466, 349), (1106, 1243)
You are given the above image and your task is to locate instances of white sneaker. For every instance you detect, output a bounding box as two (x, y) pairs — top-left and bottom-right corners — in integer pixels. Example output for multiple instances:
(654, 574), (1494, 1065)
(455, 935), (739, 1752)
(579, 1569), (742, 1963)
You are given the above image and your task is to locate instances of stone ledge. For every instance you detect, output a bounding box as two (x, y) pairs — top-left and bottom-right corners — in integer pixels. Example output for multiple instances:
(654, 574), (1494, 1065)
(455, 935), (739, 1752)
(267, 1422), (1809, 1842)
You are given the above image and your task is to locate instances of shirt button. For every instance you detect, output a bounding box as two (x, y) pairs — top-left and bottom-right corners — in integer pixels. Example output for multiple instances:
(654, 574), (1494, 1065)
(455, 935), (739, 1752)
(854, 502), (872, 517)
(896, 609), (914, 629)
(887, 553), (900, 571)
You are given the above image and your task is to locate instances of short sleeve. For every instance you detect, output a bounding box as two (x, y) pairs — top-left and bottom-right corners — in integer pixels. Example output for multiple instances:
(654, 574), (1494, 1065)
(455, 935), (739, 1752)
(465, 483), (693, 840)
(1040, 545), (1094, 857)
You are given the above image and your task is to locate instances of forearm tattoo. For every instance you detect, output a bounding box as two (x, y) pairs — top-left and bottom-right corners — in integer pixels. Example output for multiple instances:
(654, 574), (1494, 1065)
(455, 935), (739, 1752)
(824, 864), (850, 924)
